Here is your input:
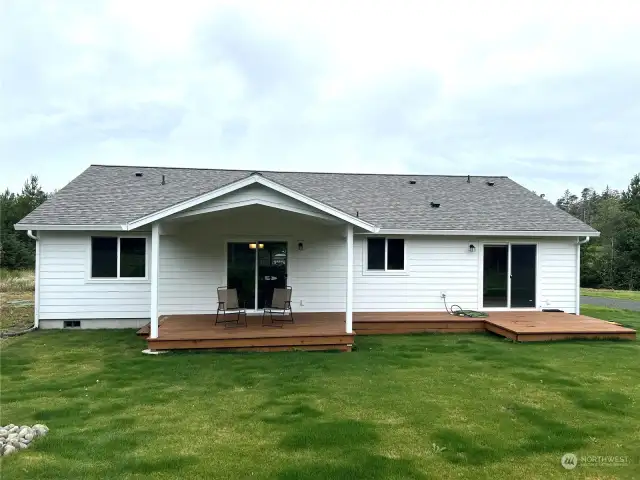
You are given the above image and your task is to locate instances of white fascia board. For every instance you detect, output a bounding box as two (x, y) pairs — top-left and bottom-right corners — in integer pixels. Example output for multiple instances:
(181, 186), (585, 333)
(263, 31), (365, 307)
(124, 173), (378, 232)
(368, 229), (600, 237)
(14, 224), (125, 231)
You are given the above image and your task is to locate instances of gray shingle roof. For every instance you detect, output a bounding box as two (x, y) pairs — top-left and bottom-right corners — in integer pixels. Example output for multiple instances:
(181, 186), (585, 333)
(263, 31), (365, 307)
(17, 165), (597, 233)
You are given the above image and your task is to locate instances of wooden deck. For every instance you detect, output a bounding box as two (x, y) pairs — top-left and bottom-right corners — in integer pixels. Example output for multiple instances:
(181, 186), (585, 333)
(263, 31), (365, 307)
(484, 311), (637, 342)
(140, 310), (636, 351)
(145, 313), (354, 351)
(353, 311), (635, 341)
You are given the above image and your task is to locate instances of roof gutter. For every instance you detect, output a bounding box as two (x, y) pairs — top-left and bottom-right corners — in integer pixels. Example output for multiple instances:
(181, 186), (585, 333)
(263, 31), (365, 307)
(27, 230), (39, 330)
(15, 224), (125, 231)
(361, 230), (600, 237)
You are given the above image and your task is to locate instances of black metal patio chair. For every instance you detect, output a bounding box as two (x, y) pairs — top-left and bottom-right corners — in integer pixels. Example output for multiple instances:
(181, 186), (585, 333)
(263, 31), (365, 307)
(262, 287), (294, 327)
(216, 287), (247, 328)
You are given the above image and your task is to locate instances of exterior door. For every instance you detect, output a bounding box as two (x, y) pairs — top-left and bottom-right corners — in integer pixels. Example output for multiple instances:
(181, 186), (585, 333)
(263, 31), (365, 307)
(482, 243), (536, 308)
(257, 242), (288, 308)
(226, 241), (288, 309)
(510, 244), (536, 308)
(483, 245), (509, 307)
(226, 243), (256, 309)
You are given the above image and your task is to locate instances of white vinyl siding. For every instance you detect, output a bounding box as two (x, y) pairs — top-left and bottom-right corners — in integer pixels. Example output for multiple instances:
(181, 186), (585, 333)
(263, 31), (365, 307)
(157, 207), (346, 314)
(35, 224), (579, 326)
(288, 235), (346, 312)
(353, 236), (578, 313)
(538, 240), (578, 312)
(158, 234), (224, 315)
(354, 237), (478, 311)
(38, 231), (151, 320)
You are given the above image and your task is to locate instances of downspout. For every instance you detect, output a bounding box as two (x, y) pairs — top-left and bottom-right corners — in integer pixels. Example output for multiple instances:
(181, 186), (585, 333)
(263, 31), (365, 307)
(575, 236), (590, 315)
(1, 230), (40, 337)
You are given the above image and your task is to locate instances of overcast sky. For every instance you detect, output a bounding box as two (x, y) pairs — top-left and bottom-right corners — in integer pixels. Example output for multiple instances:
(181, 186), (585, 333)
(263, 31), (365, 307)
(1, 0), (639, 201)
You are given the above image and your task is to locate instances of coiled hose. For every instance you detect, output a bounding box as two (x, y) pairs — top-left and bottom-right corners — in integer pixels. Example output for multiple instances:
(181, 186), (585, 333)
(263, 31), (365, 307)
(443, 297), (488, 318)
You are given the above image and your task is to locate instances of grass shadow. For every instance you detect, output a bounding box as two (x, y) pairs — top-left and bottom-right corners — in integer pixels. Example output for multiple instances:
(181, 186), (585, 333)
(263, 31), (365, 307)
(431, 429), (503, 465)
(564, 389), (632, 416)
(279, 419), (379, 450)
(274, 453), (427, 479)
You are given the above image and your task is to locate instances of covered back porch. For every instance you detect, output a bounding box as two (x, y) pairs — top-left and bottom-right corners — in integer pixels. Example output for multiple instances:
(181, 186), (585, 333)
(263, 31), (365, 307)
(141, 179), (372, 348)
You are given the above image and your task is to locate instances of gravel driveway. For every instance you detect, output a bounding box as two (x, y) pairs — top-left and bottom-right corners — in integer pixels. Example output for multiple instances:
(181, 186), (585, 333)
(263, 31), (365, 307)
(581, 296), (640, 311)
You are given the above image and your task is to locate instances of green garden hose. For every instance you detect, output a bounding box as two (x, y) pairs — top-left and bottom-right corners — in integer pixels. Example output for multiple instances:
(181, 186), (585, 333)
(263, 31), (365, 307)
(443, 298), (488, 318)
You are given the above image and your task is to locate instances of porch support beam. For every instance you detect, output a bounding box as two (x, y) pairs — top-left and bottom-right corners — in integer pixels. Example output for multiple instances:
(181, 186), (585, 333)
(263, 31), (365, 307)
(150, 222), (160, 339)
(346, 224), (354, 333)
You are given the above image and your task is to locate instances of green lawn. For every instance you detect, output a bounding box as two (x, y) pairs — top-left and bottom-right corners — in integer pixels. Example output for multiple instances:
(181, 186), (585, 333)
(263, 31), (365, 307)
(582, 287), (640, 301)
(1, 307), (638, 479)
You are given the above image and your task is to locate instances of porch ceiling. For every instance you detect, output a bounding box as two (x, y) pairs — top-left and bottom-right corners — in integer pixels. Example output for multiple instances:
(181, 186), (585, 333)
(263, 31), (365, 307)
(161, 204), (346, 229)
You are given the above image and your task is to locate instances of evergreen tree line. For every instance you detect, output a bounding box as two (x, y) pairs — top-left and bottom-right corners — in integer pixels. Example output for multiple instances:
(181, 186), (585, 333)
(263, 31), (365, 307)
(556, 173), (640, 290)
(0, 176), (48, 269)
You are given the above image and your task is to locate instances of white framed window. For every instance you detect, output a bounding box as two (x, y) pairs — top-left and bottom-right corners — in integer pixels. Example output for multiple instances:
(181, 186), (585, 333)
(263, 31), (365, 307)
(366, 237), (405, 271)
(90, 236), (148, 280)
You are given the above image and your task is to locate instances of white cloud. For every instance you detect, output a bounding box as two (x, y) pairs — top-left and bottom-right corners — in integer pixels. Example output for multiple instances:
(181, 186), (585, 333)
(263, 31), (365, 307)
(1, 0), (639, 200)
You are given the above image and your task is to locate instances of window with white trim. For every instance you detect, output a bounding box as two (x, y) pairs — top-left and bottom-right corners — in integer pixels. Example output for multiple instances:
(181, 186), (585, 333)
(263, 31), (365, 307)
(367, 237), (405, 271)
(91, 237), (147, 278)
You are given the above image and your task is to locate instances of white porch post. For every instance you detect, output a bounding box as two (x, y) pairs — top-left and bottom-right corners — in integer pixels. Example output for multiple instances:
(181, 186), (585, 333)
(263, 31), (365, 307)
(150, 222), (160, 339)
(346, 224), (354, 333)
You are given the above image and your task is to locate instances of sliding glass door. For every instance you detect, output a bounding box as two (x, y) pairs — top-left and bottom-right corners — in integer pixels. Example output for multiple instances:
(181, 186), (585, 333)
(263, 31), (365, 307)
(257, 242), (288, 309)
(227, 243), (256, 309)
(483, 245), (509, 307)
(482, 244), (536, 309)
(226, 241), (288, 310)
(510, 245), (536, 307)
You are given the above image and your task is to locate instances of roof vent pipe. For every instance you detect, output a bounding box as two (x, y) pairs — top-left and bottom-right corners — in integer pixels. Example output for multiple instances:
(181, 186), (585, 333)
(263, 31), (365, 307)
(161, 175), (166, 185)
(467, 175), (471, 183)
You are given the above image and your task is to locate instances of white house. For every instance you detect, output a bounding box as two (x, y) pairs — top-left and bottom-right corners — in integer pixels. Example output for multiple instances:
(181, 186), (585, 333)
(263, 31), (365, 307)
(15, 165), (599, 345)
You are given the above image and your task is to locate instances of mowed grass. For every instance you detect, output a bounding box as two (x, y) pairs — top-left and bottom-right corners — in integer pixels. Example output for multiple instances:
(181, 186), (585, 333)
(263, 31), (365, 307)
(582, 287), (640, 301)
(582, 304), (640, 329)
(1, 309), (639, 479)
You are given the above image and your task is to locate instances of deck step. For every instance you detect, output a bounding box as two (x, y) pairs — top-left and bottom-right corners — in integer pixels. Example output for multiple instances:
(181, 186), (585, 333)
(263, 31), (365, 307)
(136, 323), (150, 336)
